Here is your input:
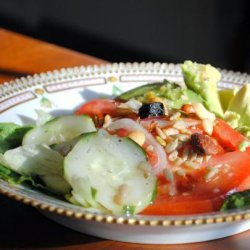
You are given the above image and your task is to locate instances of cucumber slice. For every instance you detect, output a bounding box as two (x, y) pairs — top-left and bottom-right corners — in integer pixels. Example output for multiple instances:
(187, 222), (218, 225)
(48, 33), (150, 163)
(64, 129), (157, 215)
(3, 144), (71, 194)
(23, 115), (96, 146)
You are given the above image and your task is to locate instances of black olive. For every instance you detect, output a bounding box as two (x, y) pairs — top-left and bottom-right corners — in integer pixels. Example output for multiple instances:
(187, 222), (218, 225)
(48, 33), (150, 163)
(138, 102), (165, 118)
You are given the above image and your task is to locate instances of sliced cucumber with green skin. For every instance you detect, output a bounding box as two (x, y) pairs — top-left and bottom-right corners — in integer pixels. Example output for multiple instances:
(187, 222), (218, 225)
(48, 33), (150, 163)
(64, 130), (157, 215)
(23, 115), (96, 146)
(3, 144), (71, 194)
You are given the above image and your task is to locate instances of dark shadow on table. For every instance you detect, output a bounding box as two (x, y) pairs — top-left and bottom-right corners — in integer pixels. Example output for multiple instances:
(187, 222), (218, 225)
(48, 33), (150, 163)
(0, 194), (103, 249)
(1, 193), (250, 250)
(0, 68), (28, 78)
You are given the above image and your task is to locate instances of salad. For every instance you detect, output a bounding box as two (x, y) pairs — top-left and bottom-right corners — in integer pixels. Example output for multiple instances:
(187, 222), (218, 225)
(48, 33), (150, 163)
(0, 60), (250, 216)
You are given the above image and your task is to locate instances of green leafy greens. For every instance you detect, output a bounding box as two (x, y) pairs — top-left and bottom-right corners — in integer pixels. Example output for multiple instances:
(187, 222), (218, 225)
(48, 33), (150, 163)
(221, 190), (250, 211)
(0, 123), (32, 153)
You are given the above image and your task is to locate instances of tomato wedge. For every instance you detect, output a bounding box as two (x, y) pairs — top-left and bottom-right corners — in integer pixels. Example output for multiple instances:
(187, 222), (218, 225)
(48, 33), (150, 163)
(212, 118), (246, 151)
(75, 99), (135, 119)
(76, 99), (119, 118)
(141, 148), (250, 215)
(141, 194), (223, 215)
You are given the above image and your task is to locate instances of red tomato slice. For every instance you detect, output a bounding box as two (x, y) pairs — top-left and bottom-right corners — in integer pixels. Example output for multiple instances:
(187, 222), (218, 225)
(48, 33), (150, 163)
(75, 99), (119, 118)
(212, 118), (246, 151)
(141, 148), (250, 215)
(141, 194), (222, 215)
(75, 99), (136, 119)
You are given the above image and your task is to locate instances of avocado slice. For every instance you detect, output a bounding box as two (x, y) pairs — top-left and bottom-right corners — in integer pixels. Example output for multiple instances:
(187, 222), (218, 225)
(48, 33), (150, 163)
(227, 84), (250, 127)
(181, 60), (224, 117)
(219, 88), (238, 111)
(226, 84), (250, 138)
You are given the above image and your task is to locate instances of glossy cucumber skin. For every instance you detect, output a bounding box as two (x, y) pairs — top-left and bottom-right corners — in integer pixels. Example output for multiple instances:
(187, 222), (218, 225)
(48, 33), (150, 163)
(22, 115), (96, 146)
(116, 82), (169, 101)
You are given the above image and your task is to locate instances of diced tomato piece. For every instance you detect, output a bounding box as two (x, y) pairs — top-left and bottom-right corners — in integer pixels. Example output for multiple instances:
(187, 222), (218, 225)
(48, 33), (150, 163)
(116, 128), (129, 137)
(212, 118), (246, 151)
(181, 104), (195, 114)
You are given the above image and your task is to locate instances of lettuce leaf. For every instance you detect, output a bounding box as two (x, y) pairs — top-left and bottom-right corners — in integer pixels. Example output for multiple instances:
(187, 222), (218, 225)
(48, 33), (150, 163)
(2, 144), (71, 194)
(0, 123), (32, 153)
(0, 163), (46, 189)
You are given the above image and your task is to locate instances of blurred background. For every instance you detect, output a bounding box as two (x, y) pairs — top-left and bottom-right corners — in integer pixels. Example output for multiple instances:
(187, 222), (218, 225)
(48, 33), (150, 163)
(0, 0), (249, 72)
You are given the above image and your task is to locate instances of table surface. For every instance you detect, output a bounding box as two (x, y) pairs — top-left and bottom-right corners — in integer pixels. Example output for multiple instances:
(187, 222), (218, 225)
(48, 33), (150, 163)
(0, 28), (250, 250)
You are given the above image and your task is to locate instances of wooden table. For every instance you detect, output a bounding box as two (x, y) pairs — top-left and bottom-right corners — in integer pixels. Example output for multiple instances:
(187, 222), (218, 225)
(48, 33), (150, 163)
(0, 28), (250, 250)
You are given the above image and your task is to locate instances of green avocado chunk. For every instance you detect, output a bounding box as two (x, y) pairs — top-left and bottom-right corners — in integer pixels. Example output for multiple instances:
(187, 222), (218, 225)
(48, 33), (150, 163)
(225, 83), (250, 139)
(181, 60), (224, 117)
(227, 84), (250, 129)
(218, 88), (238, 111)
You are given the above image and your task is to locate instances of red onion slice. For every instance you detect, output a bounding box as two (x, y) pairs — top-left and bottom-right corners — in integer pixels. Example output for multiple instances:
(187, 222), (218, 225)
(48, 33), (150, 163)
(108, 118), (168, 175)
